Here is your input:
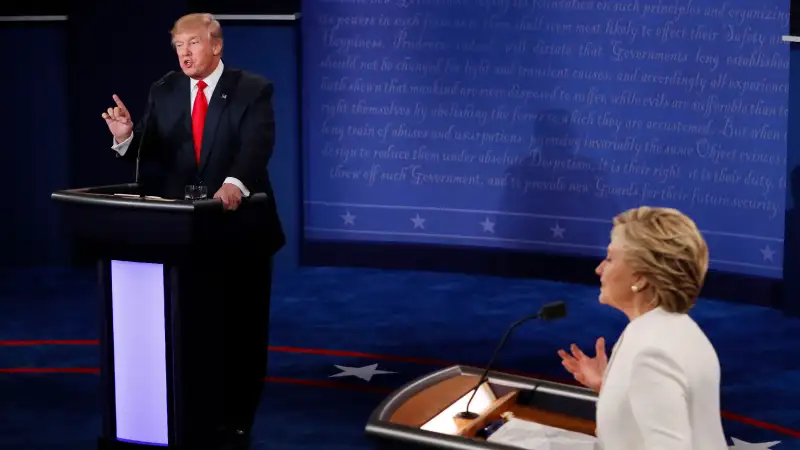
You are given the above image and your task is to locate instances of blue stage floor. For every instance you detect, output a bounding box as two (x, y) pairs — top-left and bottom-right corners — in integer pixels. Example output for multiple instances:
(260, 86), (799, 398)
(1, 267), (798, 449)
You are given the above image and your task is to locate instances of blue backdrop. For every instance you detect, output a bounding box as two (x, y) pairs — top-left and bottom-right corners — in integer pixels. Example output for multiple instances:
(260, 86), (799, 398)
(0, 23), (69, 268)
(223, 23), (301, 273)
(301, 0), (790, 279)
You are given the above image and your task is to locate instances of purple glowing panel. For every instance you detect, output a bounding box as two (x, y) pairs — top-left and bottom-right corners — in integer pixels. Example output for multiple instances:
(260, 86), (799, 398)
(110, 260), (169, 446)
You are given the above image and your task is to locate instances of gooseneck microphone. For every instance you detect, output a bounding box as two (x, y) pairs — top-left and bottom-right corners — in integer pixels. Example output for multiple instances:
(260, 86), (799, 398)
(134, 97), (154, 194)
(454, 301), (567, 420)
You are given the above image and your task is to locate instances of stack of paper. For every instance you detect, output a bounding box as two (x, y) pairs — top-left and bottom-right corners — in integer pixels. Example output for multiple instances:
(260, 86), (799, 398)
(486, 418), (599, 450)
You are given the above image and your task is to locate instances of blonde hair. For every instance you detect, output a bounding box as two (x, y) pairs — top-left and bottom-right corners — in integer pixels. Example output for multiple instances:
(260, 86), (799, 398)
(171, 13), (223, 44)
(612, 206), (709, 314)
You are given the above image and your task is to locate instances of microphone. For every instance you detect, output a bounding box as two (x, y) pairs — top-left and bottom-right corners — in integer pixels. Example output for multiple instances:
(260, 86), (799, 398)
(134, 96), (155, 195)
(454, 301), (567, 421)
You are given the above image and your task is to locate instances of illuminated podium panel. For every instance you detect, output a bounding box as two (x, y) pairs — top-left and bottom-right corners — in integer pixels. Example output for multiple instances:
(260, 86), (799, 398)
(365, 365), (597, 450)
(52, 183), (273, 450)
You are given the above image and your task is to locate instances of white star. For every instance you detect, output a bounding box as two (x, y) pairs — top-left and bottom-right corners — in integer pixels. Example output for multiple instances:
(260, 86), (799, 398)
(340, 210), (356, 226)
(729, 437), (781, 449)
(551, 222), (565, 239)
(411, 214), (426, 229)
(480, 217), (495, 234)
(329, 363), (395, 382)
(760, 245), (776, 262)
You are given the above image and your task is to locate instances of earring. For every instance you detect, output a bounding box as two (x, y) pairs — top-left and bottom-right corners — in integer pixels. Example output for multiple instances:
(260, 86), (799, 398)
(631, 285), (640, 293)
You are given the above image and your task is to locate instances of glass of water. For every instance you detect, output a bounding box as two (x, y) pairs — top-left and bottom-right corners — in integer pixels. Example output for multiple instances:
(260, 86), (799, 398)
(184, 184), (208, 200)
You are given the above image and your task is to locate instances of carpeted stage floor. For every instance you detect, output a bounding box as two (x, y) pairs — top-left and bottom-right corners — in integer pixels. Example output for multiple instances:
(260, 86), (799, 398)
(1, 267), (799, 449)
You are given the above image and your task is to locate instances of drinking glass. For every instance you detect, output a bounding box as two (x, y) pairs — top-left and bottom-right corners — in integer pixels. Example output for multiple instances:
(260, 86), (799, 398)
(184, 184), (208, 200)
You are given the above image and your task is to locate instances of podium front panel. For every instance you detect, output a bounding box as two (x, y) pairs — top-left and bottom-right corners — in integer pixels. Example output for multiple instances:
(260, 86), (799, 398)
(109, 260), (169, 446)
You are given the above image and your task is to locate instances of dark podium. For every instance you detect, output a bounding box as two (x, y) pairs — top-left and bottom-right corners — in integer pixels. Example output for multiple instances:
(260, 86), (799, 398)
(51, 183), (272, 449)
(365, 365), (598, 449)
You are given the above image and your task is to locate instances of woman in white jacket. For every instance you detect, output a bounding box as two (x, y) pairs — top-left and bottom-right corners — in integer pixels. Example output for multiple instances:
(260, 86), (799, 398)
(558, 206), (728, 450)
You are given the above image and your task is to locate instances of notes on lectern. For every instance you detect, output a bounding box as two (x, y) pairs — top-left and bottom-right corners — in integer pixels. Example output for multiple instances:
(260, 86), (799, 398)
(111, 194), (176, 202)
(487, 418), (599, 450)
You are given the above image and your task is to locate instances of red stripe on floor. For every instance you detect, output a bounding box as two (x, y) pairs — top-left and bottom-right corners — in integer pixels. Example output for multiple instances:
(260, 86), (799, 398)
(1, 340), (799, 437)
(0, 340), (98, 346)
(722, 411), (800, 439)
(0, 367), (99, 374)
(0, 367), (392, 394)
(265, 376), (392, 393)
(268, 345), (458, 366)
(269, 346), (577, 385)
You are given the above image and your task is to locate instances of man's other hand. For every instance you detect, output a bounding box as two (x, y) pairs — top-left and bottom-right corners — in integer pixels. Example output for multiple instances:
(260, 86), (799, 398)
(214, 183), (243, 211)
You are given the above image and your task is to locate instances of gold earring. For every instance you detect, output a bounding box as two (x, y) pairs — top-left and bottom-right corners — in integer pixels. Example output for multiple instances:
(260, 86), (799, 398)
(631, 285), (640, 292)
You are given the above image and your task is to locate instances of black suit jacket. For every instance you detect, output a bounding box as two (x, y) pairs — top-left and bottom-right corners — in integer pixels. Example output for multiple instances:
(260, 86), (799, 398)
(124, 66), (285, 254)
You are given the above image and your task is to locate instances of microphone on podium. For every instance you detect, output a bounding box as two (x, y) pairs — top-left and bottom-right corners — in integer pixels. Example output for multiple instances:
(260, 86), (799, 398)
(134, 97), (155, 195)
(454, 301), (567, 421)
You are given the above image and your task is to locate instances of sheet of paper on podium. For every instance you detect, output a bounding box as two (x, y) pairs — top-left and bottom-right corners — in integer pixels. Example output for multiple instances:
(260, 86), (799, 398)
(486, 418), (599, 450)
(112, 193), (176, 201)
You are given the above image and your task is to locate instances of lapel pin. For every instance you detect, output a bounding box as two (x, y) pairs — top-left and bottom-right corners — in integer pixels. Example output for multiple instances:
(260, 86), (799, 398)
(221, 94), (227, 99)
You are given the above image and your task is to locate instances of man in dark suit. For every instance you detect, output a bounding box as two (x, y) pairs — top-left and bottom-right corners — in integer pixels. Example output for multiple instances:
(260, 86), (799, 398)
(101, 13), (284, 449)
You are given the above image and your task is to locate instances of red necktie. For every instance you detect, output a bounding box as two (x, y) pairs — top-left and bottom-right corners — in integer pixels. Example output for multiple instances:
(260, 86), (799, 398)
(192, 80), (208, 164)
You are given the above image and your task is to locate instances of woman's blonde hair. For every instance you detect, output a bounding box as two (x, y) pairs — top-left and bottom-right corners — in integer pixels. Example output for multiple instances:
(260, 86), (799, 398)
(612, 206), (709, 314)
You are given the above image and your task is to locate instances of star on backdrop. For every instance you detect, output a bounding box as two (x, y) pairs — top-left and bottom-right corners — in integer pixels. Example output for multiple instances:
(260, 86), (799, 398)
(480, 217), (495, 234)
(550, 222), (565, 239)
(760, 245), (776, 262)
(411, 214), (426, 229)
(329, 363), (395, 382)
(340, 210), (356, 226)
(728, 437), (782, 449)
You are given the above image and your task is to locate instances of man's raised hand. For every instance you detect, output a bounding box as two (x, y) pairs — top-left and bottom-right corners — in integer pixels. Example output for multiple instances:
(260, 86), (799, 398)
(102, 94), (134, 143)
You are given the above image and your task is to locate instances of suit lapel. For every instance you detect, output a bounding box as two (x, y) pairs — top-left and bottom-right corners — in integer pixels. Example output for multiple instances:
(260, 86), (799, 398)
(177, 77), (191, 137)
(198, 69), (236, 173)
(165, 77), (199, 174)
(175, 79), (195, 168)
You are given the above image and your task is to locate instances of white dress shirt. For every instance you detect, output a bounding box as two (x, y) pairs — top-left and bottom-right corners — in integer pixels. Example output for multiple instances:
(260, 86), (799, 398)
(111, 60), (249, 196)
(595, 306), (728, 450)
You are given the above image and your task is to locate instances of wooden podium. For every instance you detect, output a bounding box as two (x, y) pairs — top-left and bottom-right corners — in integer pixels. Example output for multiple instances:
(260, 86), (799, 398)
(365, 365), (597, 449)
